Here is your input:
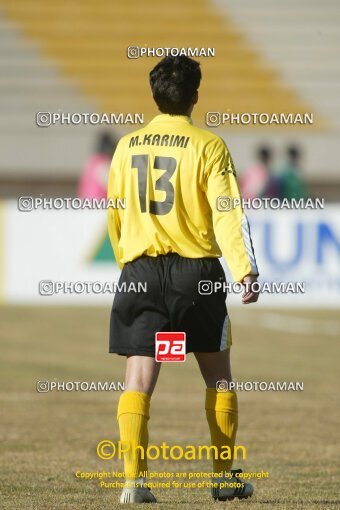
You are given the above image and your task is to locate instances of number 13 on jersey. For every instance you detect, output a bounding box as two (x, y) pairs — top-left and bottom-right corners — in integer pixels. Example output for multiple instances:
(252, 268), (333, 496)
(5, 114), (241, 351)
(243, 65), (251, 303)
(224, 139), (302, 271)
(131, 155), (177, 215)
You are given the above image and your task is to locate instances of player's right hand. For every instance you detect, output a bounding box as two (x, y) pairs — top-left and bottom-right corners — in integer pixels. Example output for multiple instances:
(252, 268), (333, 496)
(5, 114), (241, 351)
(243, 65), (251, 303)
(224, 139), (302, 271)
(241, 275), (259, 304)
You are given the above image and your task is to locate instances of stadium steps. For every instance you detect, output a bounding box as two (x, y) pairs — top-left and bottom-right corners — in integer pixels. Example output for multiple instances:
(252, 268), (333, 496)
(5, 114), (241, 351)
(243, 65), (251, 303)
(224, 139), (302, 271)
(1, 0), (311, 118)
(211, 0), (340, 179)
(214, 0), (340, 127)
(0, 0), (336, 181)
(0, 15), (97, 177)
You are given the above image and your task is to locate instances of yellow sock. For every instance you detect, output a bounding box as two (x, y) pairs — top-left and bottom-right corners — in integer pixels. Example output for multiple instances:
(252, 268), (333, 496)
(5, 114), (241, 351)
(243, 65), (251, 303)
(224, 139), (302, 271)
(117, 391), (150, 480)
(205, 388), (238, 473)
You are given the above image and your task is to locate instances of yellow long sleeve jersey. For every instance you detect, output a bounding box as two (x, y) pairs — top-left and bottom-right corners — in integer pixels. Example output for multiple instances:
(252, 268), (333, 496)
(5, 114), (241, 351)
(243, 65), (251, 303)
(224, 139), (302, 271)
(107, 114), (258, 282)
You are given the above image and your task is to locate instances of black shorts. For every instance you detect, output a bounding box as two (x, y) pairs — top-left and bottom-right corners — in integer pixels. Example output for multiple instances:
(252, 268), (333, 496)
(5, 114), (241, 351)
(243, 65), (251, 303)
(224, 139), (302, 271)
(109, 253), (232, 357)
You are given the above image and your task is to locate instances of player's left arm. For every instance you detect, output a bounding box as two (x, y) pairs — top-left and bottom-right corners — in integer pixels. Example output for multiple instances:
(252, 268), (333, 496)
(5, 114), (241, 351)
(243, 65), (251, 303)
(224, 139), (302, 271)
(204, 138), (259, 303)
(107, 147), (123, 270)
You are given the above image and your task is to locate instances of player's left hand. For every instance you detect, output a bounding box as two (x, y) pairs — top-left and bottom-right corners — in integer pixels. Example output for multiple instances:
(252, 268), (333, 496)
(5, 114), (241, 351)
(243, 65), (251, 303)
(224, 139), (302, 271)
(241, 274), (259, 304)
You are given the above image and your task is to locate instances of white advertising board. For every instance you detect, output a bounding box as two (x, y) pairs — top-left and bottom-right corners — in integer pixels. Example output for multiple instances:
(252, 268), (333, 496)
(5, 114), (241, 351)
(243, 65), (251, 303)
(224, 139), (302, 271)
(1, 201), (339, 307)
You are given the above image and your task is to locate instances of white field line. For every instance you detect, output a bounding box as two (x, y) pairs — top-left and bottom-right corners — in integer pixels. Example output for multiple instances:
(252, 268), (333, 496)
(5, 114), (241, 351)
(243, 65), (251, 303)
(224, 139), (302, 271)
(232, 310), (340, 336)
(256, 312), (340, 336)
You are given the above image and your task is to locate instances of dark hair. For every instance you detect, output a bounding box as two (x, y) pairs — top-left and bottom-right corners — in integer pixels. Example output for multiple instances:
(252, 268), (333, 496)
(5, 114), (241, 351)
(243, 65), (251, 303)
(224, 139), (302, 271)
(149, 56), (201, 115)
(97, 132), (117, 156)
(287, 145), (300, 161)
(257, 146), (272, 164)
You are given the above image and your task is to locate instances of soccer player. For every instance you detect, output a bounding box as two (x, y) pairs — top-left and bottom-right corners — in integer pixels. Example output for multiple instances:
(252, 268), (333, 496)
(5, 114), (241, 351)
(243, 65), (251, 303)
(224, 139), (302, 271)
(107, 56), (259, 504)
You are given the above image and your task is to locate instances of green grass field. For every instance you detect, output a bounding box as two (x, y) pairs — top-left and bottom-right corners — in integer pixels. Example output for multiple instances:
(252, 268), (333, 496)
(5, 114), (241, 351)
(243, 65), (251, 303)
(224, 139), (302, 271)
(0, 305), (339, 510)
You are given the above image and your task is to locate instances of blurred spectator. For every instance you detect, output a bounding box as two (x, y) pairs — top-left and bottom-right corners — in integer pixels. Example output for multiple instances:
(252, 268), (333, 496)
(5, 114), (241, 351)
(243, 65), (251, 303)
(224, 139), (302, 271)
(241, 146), (274, 199)
(278, 146), (308, 200)
(78, 132), (117, 199)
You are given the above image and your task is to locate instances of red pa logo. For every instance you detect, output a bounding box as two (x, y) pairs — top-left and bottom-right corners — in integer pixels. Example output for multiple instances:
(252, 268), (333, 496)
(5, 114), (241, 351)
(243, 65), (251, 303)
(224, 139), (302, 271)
(155, 332), (186, 362)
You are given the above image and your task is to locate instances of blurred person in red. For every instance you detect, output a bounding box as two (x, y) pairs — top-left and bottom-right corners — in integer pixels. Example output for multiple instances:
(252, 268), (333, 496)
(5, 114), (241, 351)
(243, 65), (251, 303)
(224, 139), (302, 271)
(78, 132), (117, 199)
(240, 146), (273, 199)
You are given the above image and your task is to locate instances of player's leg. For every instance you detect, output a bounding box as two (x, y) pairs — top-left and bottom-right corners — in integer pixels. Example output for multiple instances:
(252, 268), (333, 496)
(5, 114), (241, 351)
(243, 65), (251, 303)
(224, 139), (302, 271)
(110, 256), (169, 503)
(165, 253), (252, 500)
(167, 255), (237, 470)
(167, 256), (237, 467)
(195, 349), (253, 500)
(117, 355), (160, 485)
(124, 354), (161, 394)
(195, 348), (232, 387)
(195, 348), (237, 474)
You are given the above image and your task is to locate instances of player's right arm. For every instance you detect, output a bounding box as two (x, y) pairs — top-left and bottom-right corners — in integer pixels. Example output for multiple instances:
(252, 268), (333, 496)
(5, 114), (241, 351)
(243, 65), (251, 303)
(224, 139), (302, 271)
(204, 137), (259, 303)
